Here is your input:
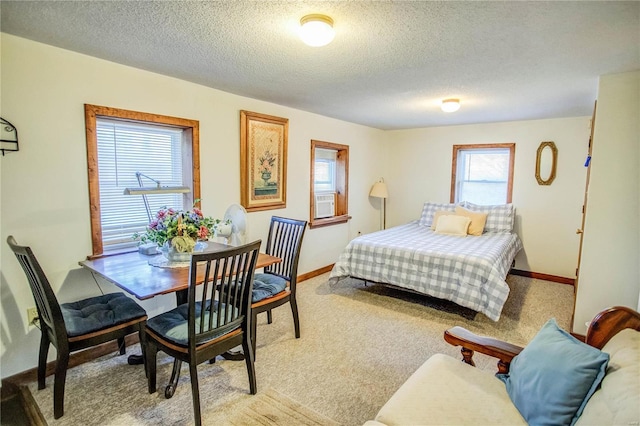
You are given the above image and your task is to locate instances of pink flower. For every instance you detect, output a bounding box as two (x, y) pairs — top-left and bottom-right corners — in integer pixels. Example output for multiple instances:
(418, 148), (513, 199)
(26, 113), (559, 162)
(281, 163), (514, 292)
(193, 207), (203, 217)
(198, 226), (209, 239)
(149, 220), (159, 229)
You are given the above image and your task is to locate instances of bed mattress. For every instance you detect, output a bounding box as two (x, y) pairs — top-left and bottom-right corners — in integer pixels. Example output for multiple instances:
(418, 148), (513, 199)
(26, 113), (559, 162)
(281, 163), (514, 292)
(329, 221), (523, 321)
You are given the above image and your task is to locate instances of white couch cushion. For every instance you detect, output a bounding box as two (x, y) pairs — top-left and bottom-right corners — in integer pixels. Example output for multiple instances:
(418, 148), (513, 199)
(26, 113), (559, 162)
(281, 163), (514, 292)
(575, 329), (640, 425)
(374, 353), (526, 425)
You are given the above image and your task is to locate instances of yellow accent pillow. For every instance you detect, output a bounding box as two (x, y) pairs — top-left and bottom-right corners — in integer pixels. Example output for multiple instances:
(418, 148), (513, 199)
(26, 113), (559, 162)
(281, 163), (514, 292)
(434, 215), (471, 237)
(455, 206), (488, 236)
(430, 210), (454, 230)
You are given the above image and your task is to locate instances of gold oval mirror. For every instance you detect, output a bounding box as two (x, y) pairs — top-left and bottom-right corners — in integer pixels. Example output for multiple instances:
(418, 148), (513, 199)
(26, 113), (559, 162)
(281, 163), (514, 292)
(536, 141), (557, 185)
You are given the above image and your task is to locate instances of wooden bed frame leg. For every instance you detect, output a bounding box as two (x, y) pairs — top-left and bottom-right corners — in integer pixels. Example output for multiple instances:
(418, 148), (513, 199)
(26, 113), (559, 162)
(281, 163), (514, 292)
(497, 360), (510, 374)
(460, 347), (475, 367)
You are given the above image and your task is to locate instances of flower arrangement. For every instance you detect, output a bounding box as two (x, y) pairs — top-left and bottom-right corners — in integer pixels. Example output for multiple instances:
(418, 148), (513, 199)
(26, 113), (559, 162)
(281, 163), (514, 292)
(133, 205), (230, 253)
(258, 149), (276, 174)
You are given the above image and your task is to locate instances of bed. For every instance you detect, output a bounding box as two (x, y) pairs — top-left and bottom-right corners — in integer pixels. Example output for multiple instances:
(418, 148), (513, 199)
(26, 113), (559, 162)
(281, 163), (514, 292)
(329, 202), (523, 321)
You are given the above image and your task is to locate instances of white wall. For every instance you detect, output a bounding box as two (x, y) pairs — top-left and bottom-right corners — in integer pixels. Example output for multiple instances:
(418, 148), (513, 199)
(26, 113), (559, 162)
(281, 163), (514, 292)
(573, 71), (640, 334)
(0, 34), (386, 378)
(383, 118), (590, 278)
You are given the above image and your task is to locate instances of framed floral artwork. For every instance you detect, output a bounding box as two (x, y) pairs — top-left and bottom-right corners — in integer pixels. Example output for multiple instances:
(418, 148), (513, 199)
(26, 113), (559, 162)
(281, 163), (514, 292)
(240, 110), (288, 212)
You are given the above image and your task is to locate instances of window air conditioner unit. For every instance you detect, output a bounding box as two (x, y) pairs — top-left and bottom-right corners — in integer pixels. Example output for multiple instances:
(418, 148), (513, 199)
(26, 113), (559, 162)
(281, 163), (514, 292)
(314, 193), (335, 219)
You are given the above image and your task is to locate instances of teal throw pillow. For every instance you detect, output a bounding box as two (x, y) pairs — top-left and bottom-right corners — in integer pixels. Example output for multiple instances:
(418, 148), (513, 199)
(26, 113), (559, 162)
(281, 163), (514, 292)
(496, 318), (609, 426)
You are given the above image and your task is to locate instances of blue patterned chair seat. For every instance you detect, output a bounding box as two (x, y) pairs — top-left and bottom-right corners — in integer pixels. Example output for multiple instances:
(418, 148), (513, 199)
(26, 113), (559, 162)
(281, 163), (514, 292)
(252, 273), (287, 303)
(146, 301), (239, 346)
(61, 292), (147, 337)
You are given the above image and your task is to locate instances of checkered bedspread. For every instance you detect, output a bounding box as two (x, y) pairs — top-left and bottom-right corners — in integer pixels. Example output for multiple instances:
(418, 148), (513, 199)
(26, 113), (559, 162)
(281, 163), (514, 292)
(329, 221), (523, 321)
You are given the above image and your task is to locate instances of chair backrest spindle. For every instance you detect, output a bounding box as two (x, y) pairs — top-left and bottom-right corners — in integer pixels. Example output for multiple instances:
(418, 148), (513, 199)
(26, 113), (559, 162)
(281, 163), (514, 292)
(263, 217), (307, 286)
(7, 236), (67, 348)
(187, 240), (260, 346)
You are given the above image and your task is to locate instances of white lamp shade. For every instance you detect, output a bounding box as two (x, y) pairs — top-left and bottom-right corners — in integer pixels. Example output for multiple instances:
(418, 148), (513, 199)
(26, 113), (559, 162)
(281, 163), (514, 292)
(441, 98), (461, 113)
(369, 181), (388, 199)
(300, 14), (335, 47)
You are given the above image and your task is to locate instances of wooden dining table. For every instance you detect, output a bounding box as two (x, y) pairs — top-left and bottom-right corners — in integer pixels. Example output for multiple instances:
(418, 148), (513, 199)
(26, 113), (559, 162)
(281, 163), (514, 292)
(79, 242), (281, 305)
(79, 242), (281, 396)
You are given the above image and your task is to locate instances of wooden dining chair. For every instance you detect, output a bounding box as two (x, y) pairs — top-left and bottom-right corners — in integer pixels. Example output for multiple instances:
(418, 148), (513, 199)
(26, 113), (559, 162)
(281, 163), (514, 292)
(143, 240), (261, 426)
(6, 236), (148, 419)
(250, 216), (307, 357)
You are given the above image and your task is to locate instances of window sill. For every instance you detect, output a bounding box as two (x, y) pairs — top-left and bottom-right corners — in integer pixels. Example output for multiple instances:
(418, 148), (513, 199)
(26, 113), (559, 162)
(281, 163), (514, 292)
(309, 214), (351, 229)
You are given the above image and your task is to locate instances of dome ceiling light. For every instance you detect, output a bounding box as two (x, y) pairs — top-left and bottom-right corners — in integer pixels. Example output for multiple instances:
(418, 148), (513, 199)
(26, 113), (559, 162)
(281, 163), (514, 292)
(299, 14), (335, 47)
(441, 98), (461, 113)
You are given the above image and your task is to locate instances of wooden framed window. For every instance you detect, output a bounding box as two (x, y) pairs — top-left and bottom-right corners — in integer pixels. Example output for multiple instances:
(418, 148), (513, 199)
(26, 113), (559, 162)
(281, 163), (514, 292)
(451, 143), (515, 204)
(309, 140), (349, 228)
(85, 104), (200, 257)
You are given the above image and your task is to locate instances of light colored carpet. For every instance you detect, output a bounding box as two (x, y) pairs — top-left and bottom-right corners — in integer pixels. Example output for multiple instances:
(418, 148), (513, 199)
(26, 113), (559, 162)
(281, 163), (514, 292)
(26, 354), (339, 426)
(26, 273), (573, 425)
(221, 388), (340, 426)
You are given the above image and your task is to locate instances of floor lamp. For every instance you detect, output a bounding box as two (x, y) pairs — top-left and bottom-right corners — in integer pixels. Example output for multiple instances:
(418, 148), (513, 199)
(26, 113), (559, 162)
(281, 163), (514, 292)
(369, 178), (389, 230)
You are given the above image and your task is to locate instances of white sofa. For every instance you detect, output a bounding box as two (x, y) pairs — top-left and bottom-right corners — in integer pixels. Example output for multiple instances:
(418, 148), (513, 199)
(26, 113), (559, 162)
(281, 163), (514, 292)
(365, 307), (640, 426)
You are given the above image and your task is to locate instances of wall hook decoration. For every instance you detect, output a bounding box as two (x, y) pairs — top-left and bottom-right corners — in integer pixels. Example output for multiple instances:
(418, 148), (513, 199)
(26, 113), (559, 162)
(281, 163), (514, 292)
(1, 117), (19, 155)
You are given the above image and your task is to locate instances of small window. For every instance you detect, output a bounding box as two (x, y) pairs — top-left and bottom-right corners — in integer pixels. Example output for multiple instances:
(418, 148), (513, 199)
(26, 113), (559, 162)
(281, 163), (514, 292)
(314, 148), (337, 193)
(451, 143), (515, 205)
(85, 105), (200, 256)
(309, 140), (349, 228)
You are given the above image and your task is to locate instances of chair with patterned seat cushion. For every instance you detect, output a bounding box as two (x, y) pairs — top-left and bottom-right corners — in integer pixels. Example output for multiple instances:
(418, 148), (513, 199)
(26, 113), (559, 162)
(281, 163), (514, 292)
(6, 236), (148, 419)
(251, 216), (307, 357)
(143, 240), (261, 426)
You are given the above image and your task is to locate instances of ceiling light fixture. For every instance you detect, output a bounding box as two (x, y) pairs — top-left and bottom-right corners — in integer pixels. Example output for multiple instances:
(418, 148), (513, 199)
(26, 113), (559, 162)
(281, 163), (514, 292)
(441, 98), (461, 113)
(299, 14), (335, 47)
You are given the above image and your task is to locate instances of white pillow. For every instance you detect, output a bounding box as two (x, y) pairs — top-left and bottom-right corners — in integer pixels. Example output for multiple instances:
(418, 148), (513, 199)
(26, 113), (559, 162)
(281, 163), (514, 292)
(430, 210), (455, 230)
(434, 215), (471, 237)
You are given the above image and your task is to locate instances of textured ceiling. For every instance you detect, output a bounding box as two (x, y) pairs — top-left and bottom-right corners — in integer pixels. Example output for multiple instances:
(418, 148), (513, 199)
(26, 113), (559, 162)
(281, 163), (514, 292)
(1, 1), (638, 130)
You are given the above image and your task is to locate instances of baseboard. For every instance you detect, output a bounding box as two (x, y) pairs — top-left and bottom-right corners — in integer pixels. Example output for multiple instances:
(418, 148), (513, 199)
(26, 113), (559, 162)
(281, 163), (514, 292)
(298, 264), (334, 282)
(510, 269), (575, 286)
(1, 334), (140, 387)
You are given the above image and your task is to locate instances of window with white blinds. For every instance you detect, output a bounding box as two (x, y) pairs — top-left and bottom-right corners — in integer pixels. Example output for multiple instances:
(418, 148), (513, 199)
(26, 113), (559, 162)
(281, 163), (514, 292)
(451, 144), (515, 205)
(96, 118), (188, 252)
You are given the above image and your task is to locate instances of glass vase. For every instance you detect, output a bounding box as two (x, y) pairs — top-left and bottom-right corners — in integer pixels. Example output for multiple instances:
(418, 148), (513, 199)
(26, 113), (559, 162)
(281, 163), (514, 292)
(160, 239), (208, 263)
(161, 241), (192, 263)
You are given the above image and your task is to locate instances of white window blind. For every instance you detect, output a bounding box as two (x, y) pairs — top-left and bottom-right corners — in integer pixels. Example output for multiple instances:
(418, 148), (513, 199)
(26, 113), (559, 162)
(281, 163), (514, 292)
(96, 118), (186, 251)
(455, 148), (510, 205)
(314, 148), (337, 193)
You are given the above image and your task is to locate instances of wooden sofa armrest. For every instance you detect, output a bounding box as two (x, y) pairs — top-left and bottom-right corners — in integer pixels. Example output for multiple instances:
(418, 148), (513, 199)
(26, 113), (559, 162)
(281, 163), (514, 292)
(586, 306), (640, 349)
(444, 326), (524, 374)
(444, 306), (640, 374)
